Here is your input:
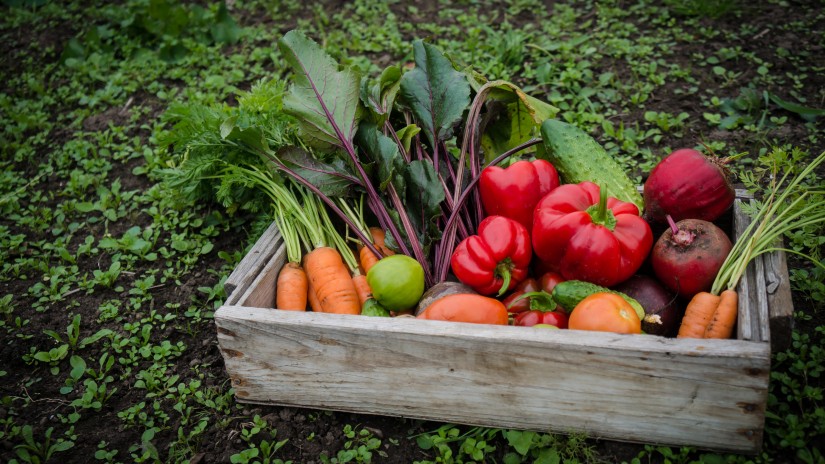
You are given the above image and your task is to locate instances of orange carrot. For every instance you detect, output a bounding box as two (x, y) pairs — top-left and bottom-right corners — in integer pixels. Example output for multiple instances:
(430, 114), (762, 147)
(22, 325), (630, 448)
(303, 246), (361, 315)
(307, 280), (323, 313)
(677, 292), (720, 338)
(276, 262), (308, 311)
(352, 273), (373, 306)
(360, 227), (395, 274)
(704, 289), (738, 339)
(359, 246), (381, 275)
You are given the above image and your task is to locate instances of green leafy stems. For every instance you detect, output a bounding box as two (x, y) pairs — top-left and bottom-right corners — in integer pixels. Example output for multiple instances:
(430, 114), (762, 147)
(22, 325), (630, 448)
(233, 29), (553, 288)
(711, 151), (825, 295)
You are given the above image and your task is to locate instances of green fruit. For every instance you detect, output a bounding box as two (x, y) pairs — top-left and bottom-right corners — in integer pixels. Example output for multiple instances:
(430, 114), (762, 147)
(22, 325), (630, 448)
(366, 255), (425, 311)
(540, 119), (644, 212)
(361, 298), (390, 317)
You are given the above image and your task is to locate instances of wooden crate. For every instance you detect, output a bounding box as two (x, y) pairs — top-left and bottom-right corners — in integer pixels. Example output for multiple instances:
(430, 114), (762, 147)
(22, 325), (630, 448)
(215, 198), (793, 453)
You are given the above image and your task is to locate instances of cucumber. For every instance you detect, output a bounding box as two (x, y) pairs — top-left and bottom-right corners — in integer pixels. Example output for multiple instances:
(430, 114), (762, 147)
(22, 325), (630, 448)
(540, 119), (644, 212)
(551, 280), (645, 321)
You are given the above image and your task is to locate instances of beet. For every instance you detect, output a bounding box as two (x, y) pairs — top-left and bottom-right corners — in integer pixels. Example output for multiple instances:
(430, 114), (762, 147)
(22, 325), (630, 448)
(614, 275), (682, 337)
(651, 217), (733, 298)
(643, 148), (735, 224)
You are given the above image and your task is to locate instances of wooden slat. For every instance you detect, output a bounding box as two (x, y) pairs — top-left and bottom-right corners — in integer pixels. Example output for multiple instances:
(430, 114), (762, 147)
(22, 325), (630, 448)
(732, 200), (789, 344)
(754, 254), (771, 343)
(215, 307), (770, 453)
(234, 243), (288, 309)
(224, 222), (283, 305)
(764, 248), (794, 352)
(734, 201), (759, 341)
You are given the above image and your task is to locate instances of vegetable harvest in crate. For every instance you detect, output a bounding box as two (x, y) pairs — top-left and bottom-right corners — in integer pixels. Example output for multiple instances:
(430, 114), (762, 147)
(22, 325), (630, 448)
(165, 30), (825, 339)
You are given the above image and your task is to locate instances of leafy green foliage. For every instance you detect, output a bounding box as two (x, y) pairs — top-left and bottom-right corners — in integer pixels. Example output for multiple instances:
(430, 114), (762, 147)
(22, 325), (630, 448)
(399, 40), (471, 147)
(279, 30), (363, 151)
(1, 1), (824, 463)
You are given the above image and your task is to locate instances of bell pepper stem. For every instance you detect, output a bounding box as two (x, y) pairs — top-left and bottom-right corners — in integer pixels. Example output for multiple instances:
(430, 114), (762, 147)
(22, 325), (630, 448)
(596, 186), (608, 224)
(585, 184), (617, 231)
(497, 265), (512, 297)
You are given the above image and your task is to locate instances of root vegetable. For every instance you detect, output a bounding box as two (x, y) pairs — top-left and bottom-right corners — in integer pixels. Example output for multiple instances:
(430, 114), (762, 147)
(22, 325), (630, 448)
(643, 148), (735, 224)
(651, 216), (732, 298)
(613, 275), (682, 337)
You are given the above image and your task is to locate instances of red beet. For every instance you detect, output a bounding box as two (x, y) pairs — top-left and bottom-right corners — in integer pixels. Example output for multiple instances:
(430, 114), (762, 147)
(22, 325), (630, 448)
(643, 148), (735, 224)
(651, 216), (733, 298)
(614, 275), (682, 337)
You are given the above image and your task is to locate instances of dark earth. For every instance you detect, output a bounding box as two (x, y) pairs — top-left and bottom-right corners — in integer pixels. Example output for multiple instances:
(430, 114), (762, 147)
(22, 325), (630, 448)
(2, 1), (824, 463)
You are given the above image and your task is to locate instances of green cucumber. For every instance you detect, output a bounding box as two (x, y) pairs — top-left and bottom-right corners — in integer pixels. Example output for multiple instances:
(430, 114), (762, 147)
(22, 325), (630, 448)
(551, 280), (645, 321)
(540, 119), (644, 212)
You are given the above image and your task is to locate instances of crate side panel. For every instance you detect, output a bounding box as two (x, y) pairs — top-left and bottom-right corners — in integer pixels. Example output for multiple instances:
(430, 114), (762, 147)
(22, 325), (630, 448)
(764, 248), (794, 352)
(215, 307), (769, 452)
(225, 222), (282, 304)
(235, 244), (287, 309)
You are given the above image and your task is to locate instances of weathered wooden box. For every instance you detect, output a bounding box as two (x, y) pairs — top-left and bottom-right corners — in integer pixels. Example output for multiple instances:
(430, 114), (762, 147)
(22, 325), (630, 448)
(215, 198), (793, 453)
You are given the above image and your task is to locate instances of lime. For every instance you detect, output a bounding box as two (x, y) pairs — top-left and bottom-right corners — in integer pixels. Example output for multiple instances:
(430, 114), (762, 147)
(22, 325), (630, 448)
(366, 255), (425, 311)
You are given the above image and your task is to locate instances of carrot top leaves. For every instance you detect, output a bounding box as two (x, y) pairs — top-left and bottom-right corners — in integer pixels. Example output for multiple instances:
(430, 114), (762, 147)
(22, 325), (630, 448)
(712, 149), (825, 295)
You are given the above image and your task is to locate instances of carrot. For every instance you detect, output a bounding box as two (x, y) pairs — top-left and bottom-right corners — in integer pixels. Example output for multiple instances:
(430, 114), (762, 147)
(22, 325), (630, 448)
(307, 280), (323, 313)
(303, 246), (361, 315)
(352, 273), (373, 306)
(276, 262), (308, 311)
(677, 292), (720, 338)
(360, 227), (395, 274)
(704, 289), (738, 339)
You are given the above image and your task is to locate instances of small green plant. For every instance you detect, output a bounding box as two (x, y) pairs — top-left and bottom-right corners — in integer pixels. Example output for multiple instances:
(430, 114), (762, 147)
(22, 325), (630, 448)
(414, 425), (498, 464)
(230, 415), (291, 464)
(10, 425), (75, 464)
(321, 424), (386, 463)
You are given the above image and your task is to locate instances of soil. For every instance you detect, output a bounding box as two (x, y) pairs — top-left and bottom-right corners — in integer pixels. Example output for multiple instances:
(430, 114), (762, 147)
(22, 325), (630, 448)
(1, 1), (823, 463)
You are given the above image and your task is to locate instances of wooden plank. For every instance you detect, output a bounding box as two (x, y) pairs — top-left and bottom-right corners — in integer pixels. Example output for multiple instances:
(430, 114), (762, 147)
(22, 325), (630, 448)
(754, 254), (771, 343)
(764, 248), (794, 352)
(734, 201), (759, 341)
(224, 222), (283, 305)
(234, 243), (287, 309)
(215, 307), (769, 453)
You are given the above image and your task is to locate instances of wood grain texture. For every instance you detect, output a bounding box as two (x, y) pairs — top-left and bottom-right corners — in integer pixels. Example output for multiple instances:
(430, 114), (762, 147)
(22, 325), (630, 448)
(233, 243), (287, 309)
(215, 307), (770, 452)
(224, 222), (283, 304)
(764, 248), (794, 352)
(733, 201), (784, 344)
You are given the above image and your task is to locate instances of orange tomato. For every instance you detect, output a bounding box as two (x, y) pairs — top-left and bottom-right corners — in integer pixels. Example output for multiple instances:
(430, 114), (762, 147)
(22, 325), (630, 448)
(568, 292), (641, 334)
(417, 294), (509, 325)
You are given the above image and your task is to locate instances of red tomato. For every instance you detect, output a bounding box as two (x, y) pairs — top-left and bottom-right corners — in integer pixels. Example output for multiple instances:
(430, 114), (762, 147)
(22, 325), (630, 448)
(539, 272), (565, 294)
(514, 310), (569, 328)
(501, 278), (540, 314)
(568, 292), (641, 334)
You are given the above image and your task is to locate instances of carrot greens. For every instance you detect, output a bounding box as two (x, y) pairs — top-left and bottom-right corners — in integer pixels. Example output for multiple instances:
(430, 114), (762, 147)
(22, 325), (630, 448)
(712, 150), (825, 295)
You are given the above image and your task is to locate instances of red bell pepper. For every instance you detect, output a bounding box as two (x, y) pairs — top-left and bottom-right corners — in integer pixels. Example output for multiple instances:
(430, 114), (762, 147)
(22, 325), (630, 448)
(451, 215), (532, 296)
(532, 181), (652, 287)
(479, 159), (560, 231)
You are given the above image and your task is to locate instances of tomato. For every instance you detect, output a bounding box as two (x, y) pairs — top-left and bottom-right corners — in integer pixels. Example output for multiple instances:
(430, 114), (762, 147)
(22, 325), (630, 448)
(366, 255), (425, 311)
(568, 292), (641, 334)
(514, 310), (569, 328)
(417, 294), (509, 325)
(501, 278), (540, 314)
(539, 272), (565, 294)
